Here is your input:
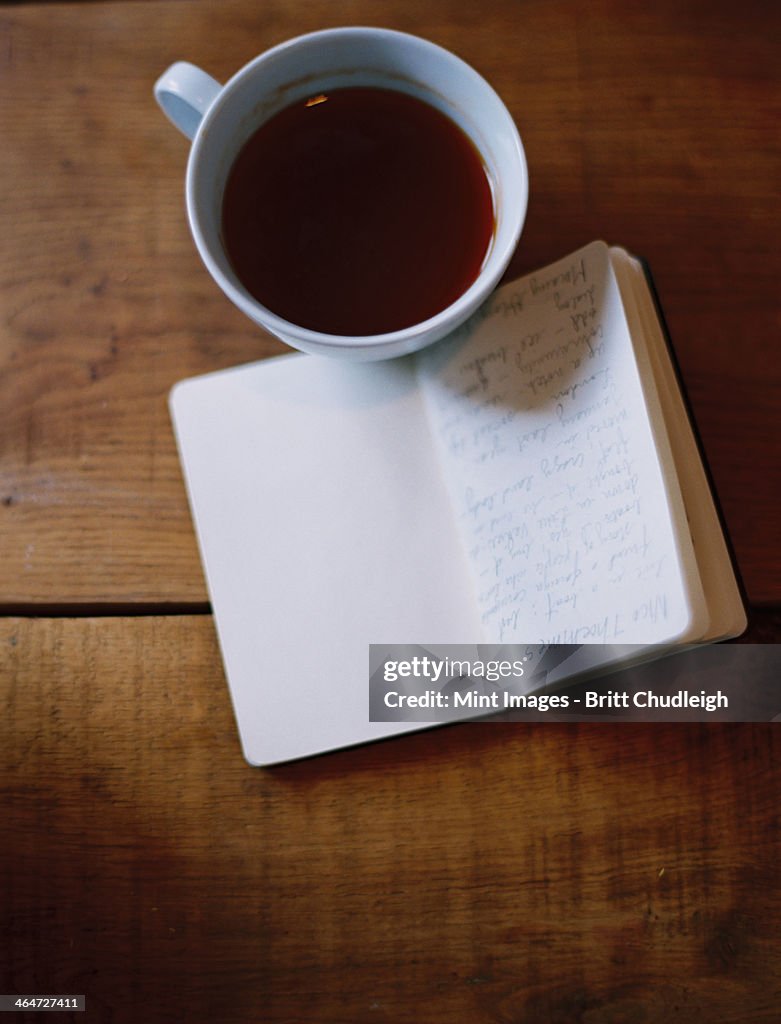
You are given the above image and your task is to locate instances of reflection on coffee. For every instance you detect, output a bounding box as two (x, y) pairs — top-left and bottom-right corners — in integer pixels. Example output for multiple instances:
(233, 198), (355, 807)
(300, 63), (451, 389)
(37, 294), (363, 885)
(221, 87), (495, 336)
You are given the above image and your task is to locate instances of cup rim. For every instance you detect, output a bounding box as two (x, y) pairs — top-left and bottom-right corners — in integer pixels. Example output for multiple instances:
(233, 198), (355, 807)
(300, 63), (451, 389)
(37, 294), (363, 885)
(185, 26), (528, 352)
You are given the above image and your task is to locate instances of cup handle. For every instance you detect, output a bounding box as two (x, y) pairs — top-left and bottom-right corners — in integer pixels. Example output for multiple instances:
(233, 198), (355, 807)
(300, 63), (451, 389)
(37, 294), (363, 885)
(154, 62), (222, 141)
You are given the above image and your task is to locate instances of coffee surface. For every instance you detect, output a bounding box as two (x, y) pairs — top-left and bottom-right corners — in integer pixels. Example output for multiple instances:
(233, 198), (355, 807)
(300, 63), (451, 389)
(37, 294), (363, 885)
(221, 87), (494, 336)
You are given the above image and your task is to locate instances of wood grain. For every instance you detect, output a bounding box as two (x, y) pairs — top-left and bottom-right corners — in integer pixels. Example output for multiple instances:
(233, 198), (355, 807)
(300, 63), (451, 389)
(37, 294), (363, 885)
(1, 0), (779, 604)
(0, 614), (779, 1022)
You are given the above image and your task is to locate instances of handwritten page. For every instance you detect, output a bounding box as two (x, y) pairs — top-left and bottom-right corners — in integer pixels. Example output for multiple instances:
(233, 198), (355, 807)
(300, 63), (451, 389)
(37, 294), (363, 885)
(416, 241), (693, 644)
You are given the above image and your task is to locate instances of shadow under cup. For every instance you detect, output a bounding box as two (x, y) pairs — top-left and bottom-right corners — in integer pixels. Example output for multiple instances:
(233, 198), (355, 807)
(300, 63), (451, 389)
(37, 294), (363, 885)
(185, 29), (528, 359)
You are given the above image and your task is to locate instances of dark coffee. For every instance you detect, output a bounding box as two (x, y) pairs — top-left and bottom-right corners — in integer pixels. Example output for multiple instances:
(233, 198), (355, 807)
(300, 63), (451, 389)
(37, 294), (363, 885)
(221, 87), (494, 336)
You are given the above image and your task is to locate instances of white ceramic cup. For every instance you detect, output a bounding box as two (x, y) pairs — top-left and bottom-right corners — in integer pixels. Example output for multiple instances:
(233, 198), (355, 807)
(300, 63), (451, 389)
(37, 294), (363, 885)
(155, 27), (528, 360)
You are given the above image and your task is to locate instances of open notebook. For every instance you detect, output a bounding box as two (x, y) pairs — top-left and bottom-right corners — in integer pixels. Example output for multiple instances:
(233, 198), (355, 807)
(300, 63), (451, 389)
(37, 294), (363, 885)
(170, 241), (745, 764)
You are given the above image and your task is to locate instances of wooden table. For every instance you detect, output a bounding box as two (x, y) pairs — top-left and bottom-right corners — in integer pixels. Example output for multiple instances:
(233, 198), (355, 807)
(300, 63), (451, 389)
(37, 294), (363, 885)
(2, 1), (779, 1020)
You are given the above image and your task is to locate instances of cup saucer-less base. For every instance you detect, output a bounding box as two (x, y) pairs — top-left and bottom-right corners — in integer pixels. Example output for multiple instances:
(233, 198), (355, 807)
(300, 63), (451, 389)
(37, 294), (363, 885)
(155, 27), (528, 360)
